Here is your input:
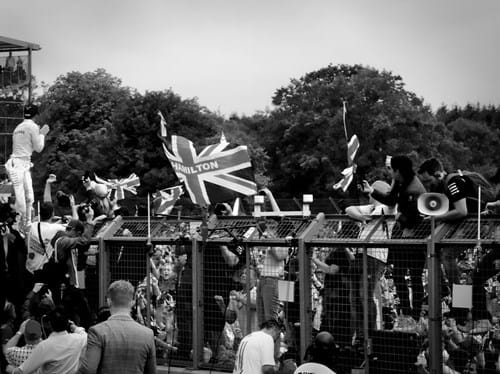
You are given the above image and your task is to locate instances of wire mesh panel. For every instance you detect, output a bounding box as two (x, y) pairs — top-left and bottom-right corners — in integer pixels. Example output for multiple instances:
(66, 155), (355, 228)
(113, 219), (151, 237)
(370, 330), (423, 373)
(305, 215), (432, 374)
(200, 242), (244, 369)
(441, 217), (500, 242)
(106, 242), (148, 287)
(147, 242), (193, 365)
(104, 217), (202, 367)
(262, 217), (311, 239)
(104, 239), (194, 366)
(93, 214), (500, 372)
(208, 217), (256, 240)
(81, 241), (100, 320)
(197, 215), (313, 370)
(312, 216), (368, 242)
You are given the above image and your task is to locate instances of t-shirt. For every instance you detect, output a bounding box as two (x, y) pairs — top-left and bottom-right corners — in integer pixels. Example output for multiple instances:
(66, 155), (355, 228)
(26, 221), (66, 273)
(446, 175), (477, 213)
(294, 362), (336, 374)
(233, 330), (275, 374)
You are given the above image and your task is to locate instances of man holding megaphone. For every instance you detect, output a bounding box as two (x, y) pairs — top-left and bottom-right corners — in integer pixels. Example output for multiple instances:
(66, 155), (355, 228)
(418, 158), (498, 321)
(418, 158), (481, 222)
(418, 158), (483, 286)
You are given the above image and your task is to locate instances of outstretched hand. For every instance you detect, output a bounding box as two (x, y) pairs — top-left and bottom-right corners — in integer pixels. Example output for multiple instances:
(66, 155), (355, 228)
(362, 180), (373, 194)
(46, 174), (57, 184)
(33, 282), (44, 293)
(40, 124), (50, 136)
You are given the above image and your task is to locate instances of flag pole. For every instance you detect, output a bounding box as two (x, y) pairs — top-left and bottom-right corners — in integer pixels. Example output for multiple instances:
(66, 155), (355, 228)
(200, 205), (209, 244)
(342, 100), (348, 141)
(146, 193), (152, 328)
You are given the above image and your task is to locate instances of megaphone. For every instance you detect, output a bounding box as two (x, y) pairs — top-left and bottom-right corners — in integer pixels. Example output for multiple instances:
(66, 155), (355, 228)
(417, 193), (449, 216)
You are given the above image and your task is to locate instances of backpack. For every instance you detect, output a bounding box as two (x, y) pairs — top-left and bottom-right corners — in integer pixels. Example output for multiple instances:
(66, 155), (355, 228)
(451, 170), (497, 204)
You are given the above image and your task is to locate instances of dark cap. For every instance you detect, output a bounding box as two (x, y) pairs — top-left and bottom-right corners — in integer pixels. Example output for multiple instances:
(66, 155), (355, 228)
(66, 219), (84, 233)
(24, 104), (39, 119)
(24, 319), (42, 341)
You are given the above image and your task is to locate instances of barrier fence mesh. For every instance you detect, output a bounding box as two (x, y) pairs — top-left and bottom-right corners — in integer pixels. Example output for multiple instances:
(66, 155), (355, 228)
(85, 215), (500, 373)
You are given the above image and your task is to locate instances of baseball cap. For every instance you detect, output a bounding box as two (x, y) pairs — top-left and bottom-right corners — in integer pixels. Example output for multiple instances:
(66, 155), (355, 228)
(66, 219), (84, 233)
(23, 104), (39, 119)
(369, 180), (391, 205)
(24, 319), (42, 341)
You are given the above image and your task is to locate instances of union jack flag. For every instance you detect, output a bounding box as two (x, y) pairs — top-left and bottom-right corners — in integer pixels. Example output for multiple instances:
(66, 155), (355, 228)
(153, 185), (183, 215)
(161, 135), (257, 207)
(333, 134), (360, 192)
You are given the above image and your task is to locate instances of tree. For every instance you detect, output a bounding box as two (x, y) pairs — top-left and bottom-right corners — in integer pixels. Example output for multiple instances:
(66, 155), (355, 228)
(32, 69), (132, 197)
(111, 90), (222, 195)
(222, 112), (272, 188)
(259, 64), (446, 198)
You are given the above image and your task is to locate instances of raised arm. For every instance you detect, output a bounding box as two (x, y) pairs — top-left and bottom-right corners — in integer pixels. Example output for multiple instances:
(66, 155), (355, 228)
(32, 124), (49, 153)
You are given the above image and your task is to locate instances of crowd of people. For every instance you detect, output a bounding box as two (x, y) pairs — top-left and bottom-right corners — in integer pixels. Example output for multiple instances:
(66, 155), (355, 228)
(0, 53), (28, 101)
(3, 104), (500, 374)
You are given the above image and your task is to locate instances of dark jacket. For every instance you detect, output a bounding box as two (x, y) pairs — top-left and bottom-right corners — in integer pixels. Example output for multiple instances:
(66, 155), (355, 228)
(371, 175), (426, 229)
(50, 223), (93, 287)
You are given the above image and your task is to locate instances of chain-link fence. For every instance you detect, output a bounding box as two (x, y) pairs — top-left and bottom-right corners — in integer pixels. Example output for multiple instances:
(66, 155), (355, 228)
(83, 214), (500, 373)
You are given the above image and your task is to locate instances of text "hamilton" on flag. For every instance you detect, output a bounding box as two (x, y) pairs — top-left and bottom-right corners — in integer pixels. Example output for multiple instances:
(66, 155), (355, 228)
(170, 161), (219, 174)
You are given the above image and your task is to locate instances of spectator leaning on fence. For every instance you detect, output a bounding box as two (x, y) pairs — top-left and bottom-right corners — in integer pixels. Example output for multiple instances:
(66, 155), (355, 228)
(363, 155), (427, 322)
(418, 157), (499, 322)
(345, 180), (396, 335)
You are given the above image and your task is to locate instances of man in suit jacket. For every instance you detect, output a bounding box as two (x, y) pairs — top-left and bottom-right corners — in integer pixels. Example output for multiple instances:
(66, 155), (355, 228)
(78, 280), (156, 374)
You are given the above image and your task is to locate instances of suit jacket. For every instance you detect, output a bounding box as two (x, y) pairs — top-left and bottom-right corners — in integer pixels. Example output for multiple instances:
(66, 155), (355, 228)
(78, 314), (156, 374)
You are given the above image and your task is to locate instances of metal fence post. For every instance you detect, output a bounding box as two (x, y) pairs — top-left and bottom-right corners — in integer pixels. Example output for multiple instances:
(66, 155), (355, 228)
(191, 238), (202, 369)
(298, 237), (312, 362)
(98, 237), (108, 308)
(362, 244), (370, 373)
(428, 217), (442, 374)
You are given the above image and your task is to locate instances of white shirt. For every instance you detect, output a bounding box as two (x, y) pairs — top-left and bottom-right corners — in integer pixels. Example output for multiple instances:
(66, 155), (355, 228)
(294, 362), (336, 374)
(355, 204), (395, 263)
(233, 330), (275, 374)
(17, 329), (87, 374)
(11, 119), (45, 160)
(26, 221), (66, 273)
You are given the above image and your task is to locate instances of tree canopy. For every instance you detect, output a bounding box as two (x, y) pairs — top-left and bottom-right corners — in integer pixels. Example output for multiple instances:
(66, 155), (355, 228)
(28, 65), (500, 205)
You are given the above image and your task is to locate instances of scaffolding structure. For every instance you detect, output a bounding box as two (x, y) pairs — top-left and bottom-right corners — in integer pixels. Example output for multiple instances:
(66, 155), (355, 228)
(0, 35), (41, 163)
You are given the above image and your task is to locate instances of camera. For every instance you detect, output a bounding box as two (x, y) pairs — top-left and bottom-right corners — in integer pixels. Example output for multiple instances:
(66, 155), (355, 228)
(0, 202), (17, 227)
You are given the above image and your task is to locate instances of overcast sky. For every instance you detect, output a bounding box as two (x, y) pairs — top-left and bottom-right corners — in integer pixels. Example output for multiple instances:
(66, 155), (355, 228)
(3, 0), (500, 116)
